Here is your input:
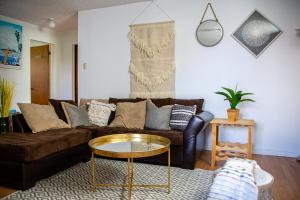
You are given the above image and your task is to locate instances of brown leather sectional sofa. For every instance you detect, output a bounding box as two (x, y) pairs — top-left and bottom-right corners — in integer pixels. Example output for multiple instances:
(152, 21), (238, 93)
(0, 98), (213, 190)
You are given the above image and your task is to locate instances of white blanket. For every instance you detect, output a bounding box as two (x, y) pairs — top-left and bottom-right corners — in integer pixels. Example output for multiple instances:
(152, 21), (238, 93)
(207, 158), (258, 200)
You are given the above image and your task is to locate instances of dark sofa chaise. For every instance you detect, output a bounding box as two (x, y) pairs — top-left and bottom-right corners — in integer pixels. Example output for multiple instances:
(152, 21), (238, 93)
(0, 98), (213, 190)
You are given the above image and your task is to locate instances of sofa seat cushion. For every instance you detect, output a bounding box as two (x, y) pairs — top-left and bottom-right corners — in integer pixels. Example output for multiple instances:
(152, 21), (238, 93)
(0, 128), (92, 162)
(80, 126), (183, 146)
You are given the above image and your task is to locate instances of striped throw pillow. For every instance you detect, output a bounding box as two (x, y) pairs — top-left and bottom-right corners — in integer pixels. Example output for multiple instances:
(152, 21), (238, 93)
(169, 104), (197, 131)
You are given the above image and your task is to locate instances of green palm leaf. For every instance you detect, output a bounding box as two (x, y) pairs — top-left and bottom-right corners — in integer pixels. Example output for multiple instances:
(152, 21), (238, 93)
(240, 99), (255, 102)
(215, 91), (231, 101)
(222, 87), (235, 98)
(215, 85), (255, 109)
(240, 92), (254, 97)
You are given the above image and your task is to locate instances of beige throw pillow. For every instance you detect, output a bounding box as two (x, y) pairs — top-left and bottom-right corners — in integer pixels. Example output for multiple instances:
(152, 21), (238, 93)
(18, 103), (70, 133)
(110, 100), (146, 129)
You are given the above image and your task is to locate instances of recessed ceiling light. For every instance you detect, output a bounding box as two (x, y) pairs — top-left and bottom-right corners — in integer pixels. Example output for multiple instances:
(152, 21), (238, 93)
(48, 18), (55, 28)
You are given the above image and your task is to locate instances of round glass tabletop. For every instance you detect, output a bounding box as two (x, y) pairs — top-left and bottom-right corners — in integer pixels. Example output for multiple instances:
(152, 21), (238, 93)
(88, 134), (171, 159)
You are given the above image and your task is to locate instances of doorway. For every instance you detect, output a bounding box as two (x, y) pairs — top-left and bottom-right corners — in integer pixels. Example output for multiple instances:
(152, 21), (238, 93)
(30, 40), (51, 105)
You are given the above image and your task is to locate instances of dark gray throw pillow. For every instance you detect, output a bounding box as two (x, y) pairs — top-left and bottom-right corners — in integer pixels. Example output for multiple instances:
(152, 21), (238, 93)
(169, 104), (197, 131)
(61, 102), (92, 128)
(145, 100), (172, 130)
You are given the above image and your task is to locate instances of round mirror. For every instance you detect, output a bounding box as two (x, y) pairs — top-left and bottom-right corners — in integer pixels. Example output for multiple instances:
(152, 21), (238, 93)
(196, 20), (224, 47)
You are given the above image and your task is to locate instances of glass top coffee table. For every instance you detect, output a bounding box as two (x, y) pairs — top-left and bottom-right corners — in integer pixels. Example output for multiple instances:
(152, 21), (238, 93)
(88, 134), (171, 200)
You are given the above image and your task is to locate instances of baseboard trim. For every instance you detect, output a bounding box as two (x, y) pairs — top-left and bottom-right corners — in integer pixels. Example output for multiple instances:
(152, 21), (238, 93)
(205, 145), (298, 158)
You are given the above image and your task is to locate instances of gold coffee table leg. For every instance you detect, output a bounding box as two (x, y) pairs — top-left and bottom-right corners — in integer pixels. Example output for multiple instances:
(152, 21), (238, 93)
(91, 151), (170, 198)
(131, 158), (134, 185)
(91, 152), (96, 191)
(127, 158), (132, 200)
(168, 148), (171, 193)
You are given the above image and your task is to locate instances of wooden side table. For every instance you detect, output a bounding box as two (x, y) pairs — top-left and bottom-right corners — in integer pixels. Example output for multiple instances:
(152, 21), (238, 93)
(210, 118), (255, 168)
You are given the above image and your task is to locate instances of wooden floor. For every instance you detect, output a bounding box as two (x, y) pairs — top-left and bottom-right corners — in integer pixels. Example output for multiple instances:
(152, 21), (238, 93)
(1, 151), (299, 199)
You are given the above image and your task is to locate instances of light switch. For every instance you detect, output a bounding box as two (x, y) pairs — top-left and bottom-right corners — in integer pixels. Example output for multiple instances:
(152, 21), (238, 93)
(83, 63), (87, 70)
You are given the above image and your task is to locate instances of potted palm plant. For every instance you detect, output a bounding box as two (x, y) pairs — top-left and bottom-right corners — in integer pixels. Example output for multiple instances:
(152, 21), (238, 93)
(215, 86), (255, 122)
(0, 77), (14, 134)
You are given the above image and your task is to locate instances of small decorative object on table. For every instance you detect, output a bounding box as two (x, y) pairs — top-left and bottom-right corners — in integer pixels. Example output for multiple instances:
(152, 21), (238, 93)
(0, 77), (15, 134)
(215, 85), (255, 122)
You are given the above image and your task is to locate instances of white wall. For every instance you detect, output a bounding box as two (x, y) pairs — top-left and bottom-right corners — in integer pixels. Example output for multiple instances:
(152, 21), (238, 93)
(58, 30), (78, 99)
(78, 0), (300, 157)
(0, 15), (62, 110)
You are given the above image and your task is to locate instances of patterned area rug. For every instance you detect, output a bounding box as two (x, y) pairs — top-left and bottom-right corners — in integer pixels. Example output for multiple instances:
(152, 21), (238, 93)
(4, 158), (214, 200)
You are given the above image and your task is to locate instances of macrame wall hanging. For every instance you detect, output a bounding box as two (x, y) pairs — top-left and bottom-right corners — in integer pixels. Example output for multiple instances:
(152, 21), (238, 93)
(129, 1), (175, 98)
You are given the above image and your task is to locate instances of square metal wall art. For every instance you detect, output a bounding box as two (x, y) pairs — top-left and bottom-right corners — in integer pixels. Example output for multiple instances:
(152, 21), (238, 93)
(232, 10), (282, 58)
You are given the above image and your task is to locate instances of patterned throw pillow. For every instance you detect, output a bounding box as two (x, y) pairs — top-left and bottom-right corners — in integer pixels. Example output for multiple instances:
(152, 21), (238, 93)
(169, 104), (197, 131)
(88, 100), (116, 127)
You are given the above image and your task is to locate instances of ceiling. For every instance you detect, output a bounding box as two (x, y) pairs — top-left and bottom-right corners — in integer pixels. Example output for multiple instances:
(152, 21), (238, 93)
(0, 0), (148, 31)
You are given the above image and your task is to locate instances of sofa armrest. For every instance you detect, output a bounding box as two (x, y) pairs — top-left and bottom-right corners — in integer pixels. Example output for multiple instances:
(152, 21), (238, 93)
(182, 111), (214, 169)
(197, 111), (214, 133)
(182, 115), (205, 169)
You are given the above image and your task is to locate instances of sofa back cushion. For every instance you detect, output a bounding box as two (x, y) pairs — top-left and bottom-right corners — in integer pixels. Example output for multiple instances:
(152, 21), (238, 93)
(108, 98), (142, 105)
(18, 103), (70, 133)
(136, 98), (171, 108)
(108, 98), (204, 125)
(137, 98), (203, 113)
(11, 113), (32, 132)
(48, 99), (76, 122)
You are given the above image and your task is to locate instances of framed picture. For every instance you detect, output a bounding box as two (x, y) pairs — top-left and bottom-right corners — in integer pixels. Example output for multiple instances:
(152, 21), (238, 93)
(0, 20), (23, 69)
(232, 10), (282, 58)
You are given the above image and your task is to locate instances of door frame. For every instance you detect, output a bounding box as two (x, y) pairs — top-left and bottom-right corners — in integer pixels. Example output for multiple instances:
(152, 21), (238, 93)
(30, 39), (53, 103)
(72, 44), (78, 104)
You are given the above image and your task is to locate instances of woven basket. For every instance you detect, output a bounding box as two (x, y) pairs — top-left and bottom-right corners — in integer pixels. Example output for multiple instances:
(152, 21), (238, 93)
(255, 167), (274, 200)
